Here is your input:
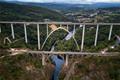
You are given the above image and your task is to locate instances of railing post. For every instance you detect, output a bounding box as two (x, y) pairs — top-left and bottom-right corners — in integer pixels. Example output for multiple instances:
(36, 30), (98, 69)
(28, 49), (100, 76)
(81, 25), (85, 51)
(47, 24), (48, 37)
(65, 54), (68, 66)
(42, 54), (45, 66)
(24, 24), (28, 43)
(94, 24), (99, 46)
(37, 24), (40, 50)
(11, 23), (15, 39)
(108, 25), (113, 40)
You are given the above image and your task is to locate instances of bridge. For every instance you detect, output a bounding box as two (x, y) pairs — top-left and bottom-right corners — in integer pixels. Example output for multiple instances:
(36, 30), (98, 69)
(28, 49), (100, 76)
(0, 21), (120, 66)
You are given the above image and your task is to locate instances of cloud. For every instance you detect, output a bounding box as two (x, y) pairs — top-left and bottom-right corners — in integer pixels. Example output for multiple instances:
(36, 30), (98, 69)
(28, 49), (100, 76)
(94, 0), (120, 2)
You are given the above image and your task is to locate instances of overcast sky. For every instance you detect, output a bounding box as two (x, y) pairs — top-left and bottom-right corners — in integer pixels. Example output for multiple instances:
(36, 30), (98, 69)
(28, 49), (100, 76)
(3, 0), (120, 3)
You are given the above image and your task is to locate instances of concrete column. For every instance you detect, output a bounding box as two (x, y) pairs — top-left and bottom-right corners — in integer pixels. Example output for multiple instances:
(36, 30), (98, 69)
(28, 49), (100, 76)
(65, 55), (69, 66)
(11, 24), (15, 39)
(24, 24), (28, 43)
(42, 54), (45, 66)
(60, 24), (62, 27)
(67, 24), (69, 30)
(108, 25), (113, 40)
(73, 24), (76, 38)
(94, 25), (99, 46)
(0, 26), (1, 33)
(74, 24), (76, 30)
(81, 25), (85, 51)
(47, 24), (48, 37)
(37, 24), (40, 50)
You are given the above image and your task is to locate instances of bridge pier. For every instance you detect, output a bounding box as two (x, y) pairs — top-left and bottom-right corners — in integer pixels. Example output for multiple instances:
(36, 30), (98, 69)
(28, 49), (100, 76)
(81, 25), (85, 51)
(24, 24), (28, 43)
(47, 24), (49, 37)
(65, 55), (69, 66)
(94, 24), (99, 46)
(11, 24), (15, 39)
(0, 26), (1, 33)
(42, 54), (46, 66)
(60, 24), (62, 27)
(74, 24), (76, 30)
(67, 24), (69, 30)
(108, 25), (113, 40)
(37, 24), (40, 50)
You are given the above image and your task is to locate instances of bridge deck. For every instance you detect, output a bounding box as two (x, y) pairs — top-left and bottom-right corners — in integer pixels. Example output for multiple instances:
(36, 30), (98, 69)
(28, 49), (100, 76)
(0, 21), (120, 25)
(6, 50), (120, 66)
(27, 51), (120, 56)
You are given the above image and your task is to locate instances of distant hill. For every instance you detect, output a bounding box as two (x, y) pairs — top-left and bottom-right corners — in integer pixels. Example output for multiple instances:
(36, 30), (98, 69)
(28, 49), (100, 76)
(6, 1), (120, 11)
(89, 3), (120, 8)
(0, 2), (68, 21)
(6, 2), (90, 11)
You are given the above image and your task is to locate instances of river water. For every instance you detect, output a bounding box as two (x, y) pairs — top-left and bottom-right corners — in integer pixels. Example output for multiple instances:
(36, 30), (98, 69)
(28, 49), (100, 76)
(50, 27), (76, 80)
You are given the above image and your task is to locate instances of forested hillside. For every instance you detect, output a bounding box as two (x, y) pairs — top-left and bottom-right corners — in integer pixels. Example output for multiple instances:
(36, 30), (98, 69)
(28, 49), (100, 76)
(0, 2), (68, 21)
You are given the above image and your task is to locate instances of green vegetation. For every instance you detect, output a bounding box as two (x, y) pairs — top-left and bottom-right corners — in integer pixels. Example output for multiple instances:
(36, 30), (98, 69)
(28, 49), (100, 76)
(0, 2), (68, 21)
(0, 51), (120, 80)
(69, 56), (120, 80)
(0, 2), (120, 52)
(0, 2), (120, 80)
(0, 23), (120, 52)
(96, 8), (120, 23)
(0, 52), (43, 80)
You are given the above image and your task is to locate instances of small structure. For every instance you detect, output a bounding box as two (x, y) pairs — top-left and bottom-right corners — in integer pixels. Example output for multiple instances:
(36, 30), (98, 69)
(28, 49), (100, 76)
(9, 48), (29, 56)
(10, 48), (28, 52)
(49, 24), (58, 31)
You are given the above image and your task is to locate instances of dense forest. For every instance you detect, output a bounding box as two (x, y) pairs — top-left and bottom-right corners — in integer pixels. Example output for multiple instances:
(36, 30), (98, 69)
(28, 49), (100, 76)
(0, 2), (68, 21)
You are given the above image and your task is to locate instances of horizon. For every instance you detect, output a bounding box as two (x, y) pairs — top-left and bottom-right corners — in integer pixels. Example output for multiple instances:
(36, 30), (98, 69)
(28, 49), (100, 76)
(2, 0), (120, 4)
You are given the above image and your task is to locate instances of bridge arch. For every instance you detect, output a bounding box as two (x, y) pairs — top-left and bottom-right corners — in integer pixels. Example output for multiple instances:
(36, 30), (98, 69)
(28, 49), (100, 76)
(41, 27), (80, 50)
